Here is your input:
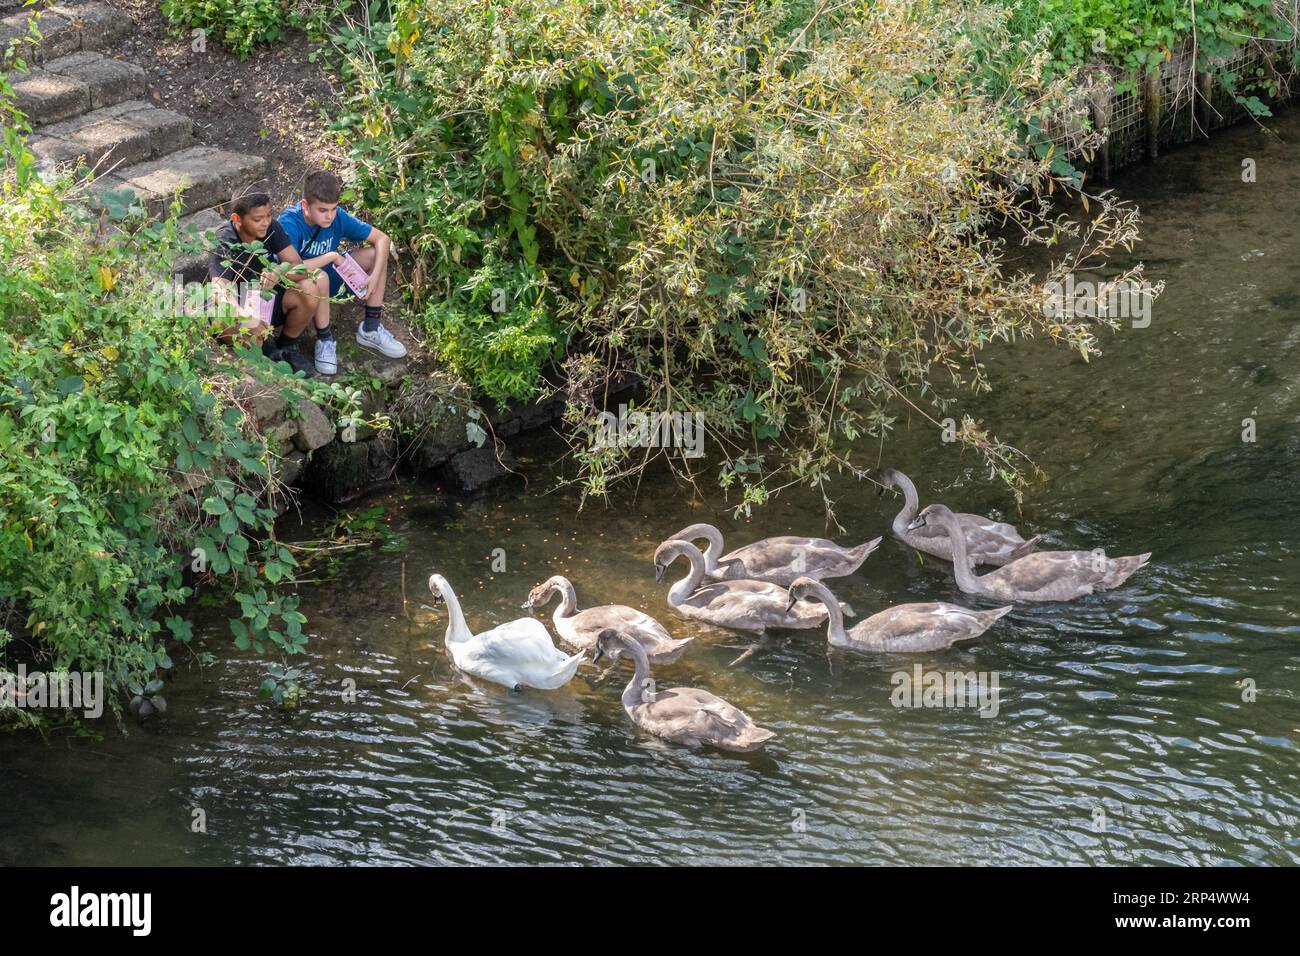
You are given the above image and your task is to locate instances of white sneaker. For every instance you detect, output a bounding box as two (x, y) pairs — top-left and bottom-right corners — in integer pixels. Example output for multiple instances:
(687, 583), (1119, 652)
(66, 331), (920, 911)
(314, 337), (339, 375)
(356, 322), (407, 359)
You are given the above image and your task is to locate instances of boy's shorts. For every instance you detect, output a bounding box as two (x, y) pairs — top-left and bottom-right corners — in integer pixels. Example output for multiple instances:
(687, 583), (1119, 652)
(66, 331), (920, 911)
(322, 264), (347, 300)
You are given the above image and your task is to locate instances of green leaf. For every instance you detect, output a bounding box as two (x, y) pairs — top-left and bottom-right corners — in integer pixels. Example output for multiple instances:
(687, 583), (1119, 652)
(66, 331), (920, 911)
(56, 376), (84, 396)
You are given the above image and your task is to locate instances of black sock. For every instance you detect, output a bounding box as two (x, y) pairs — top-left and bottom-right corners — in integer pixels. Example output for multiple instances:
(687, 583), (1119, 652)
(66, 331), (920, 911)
(316, 325), (333, 342)
(363, 306), (382, 333)
(276, 332), (298, 350)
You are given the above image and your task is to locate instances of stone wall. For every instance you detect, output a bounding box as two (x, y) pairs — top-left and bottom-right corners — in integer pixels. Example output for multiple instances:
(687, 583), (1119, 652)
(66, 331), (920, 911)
(236, 359), (580, 508)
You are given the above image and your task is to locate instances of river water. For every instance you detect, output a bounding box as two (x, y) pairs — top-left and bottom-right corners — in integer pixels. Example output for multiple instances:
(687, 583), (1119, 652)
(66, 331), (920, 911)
(4, 112), (1299, 867)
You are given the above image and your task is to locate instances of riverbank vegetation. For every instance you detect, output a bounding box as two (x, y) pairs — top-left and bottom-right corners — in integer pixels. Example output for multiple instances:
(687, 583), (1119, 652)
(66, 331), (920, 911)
(0, 87), (359, 726)
(1007, 0), (1295, 85)
(158, 0), (342, 57)
(331, 0), (1148, 515)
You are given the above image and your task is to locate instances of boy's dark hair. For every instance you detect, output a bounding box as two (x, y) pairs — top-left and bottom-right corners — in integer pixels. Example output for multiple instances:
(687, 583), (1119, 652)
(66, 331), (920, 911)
(231, 192), (272, 217)
(303, 170), (342, 205)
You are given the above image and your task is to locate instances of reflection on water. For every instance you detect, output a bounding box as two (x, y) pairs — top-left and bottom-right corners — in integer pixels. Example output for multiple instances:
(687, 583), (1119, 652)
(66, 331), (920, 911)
(4, 113), (1300, 866)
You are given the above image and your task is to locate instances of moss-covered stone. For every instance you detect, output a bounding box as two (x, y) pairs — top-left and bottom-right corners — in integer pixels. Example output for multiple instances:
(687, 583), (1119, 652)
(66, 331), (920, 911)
(304, 440), (371, 503)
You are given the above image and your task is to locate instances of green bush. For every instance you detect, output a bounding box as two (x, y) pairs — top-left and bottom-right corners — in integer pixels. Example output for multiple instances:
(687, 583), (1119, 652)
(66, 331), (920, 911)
(161, 0), (347, 58)
(0, 84), (332, 723)
(333, 0), (1152, 513)
(1004, 0), (1295, 101)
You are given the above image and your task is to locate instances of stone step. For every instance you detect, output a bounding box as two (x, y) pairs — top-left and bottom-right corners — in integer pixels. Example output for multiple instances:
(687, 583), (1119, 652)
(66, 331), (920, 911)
(174, 207), (226, 283)
(0, 2), (131, 65)
(92, 145), (268, 218)
(29, 100), (192, 174)
(12, 51), (144, 125)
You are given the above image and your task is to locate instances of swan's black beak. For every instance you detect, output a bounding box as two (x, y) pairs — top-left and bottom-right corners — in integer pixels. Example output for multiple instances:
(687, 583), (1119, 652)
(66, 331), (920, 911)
(784, 595), (797, 613)
(592, 647), (605, 664)
(906, 516), (926, 532)
(875, 483), (886, 498)
(654, 564), (664, 584)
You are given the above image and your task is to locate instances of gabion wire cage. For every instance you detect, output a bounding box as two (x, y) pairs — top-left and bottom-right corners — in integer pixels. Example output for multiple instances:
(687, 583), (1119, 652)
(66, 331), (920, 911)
(1077, 3), (1300, 177)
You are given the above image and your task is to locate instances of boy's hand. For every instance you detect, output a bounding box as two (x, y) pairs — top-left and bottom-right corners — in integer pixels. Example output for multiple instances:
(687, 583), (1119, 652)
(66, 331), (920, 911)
(260, 269), (279, 290)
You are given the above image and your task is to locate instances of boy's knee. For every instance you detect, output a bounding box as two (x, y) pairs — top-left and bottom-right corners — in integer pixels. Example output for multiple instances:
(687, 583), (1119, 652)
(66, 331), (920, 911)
(283, 289), (311, 316)
(293, 274), (322, 297)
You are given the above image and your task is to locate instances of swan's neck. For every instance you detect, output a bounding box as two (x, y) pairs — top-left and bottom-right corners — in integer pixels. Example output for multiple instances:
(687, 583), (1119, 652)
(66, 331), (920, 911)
(666, 548), (706, 606)
(699, 524), (724, 574)
(550, 579), (578, 619)
(679, 523), (724, 574)
(438, 583), (472, 643)
(891, 474), (920, 538)
(619, 641), (654, 710)
(938, 514), (985, 593)
(808, 581), (848, 644)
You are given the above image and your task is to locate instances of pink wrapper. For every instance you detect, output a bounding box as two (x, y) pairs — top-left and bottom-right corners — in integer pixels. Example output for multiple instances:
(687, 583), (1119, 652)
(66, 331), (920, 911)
(241, 287), (274, 329)
(334, 252), (370, 299)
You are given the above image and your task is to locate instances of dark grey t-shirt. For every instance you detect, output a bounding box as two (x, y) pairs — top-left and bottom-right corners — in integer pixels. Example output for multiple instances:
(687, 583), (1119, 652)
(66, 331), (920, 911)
(208, 220), (293, 284)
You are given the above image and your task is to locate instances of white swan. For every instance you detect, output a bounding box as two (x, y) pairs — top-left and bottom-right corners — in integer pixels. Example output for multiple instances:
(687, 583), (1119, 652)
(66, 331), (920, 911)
(428, 574), (584, 691)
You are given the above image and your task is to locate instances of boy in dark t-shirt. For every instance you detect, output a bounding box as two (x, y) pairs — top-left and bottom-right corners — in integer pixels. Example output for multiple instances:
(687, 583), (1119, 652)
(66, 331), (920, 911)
(208, 192), (336, 376)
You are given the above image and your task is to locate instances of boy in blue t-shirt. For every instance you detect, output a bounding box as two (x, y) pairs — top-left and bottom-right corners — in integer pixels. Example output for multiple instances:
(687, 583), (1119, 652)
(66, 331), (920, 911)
(277, 170), (407, 374)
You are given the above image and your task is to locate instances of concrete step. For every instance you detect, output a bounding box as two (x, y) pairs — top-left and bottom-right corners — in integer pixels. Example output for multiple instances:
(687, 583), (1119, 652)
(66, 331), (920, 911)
(0, 2), (131, 65)
(12, 51), (144, 125)
(29, 100), (192, 174)
(92, 145), (268, 218)
(174, 208), (226, 283)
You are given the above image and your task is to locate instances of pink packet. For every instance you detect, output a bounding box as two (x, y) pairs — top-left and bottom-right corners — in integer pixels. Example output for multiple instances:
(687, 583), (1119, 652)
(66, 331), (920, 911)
(241, 287), (274, 329)
(333, 252), (370, 299)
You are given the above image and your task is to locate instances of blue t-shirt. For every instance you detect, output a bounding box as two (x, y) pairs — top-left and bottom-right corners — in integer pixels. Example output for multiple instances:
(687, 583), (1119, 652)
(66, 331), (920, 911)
(278, 205), (373, 258)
